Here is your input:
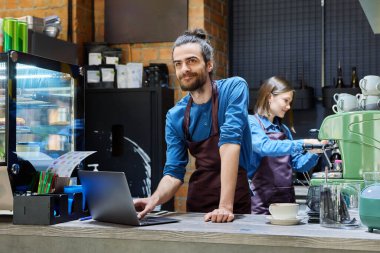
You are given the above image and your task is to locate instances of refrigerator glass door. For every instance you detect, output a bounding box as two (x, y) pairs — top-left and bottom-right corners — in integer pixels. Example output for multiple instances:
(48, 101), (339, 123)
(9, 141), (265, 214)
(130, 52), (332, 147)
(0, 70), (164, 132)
(14, 62), (76, 170)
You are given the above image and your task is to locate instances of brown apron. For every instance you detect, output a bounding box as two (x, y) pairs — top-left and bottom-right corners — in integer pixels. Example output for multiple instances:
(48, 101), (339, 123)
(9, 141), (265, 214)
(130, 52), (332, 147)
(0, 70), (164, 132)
(183, 83), (251, 214)
(250, 115), (295, 214)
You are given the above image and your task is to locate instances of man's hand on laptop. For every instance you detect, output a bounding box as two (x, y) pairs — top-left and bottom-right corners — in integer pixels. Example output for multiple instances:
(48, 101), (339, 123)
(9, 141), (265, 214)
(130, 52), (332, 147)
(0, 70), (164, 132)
(133, 196), (159, 219)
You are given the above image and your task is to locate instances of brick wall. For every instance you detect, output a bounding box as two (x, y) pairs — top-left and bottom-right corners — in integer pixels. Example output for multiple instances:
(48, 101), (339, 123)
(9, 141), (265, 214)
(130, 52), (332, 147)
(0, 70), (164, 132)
(0, 0), (93, 65)
(1, 0), (228, 213)
(0, 0), (68, 40)
(72, 0), (93, 65)
(92, 0), (228, 213)
(172, 0), (229, 213)
(204, 0), (229, 79)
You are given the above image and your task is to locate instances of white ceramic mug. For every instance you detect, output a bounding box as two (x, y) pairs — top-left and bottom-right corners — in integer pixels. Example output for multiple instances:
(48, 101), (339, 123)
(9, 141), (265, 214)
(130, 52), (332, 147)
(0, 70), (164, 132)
(332, 93), (358, 113)
(356, 93), (365, 110)
(356, 93), (364, 100)
(358, 95), (380, 110)
(333, 93), (352, 103)
(332, 104), (342, 114)
(359, 75), (380, 96)
(269, 203), (299, 220)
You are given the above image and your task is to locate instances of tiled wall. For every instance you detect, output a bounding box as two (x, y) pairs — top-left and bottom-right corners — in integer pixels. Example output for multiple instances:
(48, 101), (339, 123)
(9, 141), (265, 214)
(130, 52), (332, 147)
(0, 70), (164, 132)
(231, 0), (380, 97)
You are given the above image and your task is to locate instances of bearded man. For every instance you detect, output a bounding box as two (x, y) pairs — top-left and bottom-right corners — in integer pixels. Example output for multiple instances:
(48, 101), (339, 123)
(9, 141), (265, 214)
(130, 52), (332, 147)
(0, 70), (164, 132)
(134, 28), (252, 223)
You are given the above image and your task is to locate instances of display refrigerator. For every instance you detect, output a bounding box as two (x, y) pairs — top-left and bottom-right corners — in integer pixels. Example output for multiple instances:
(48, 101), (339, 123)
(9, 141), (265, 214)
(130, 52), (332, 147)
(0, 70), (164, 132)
(0, 51), (84, 192)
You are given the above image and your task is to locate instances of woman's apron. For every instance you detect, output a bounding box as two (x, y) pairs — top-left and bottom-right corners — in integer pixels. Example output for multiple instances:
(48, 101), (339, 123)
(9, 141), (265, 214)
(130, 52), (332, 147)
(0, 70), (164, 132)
(250, 115), (295, 214)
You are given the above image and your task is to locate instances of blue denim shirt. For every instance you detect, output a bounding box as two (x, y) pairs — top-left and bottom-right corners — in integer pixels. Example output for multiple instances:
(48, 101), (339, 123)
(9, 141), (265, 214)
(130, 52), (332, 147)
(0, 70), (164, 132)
(248, 114), (319, 179)
(163, 77), (252, 181)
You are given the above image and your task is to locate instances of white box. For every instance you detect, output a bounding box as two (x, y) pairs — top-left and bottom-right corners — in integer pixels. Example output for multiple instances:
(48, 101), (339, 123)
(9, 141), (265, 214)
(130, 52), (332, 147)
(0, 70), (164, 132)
(88, 53), (102, 66)
(116, 63), (143, 88)
(105, 56), (119, 65)
(126, 63), (143, 88)
(116, 64), (128, 88)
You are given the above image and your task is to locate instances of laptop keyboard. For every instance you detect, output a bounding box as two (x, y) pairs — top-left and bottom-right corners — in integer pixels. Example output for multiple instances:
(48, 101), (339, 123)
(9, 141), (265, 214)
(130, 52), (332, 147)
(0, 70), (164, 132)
(140, 217), (162, 224)
(139, 216), (175, 225)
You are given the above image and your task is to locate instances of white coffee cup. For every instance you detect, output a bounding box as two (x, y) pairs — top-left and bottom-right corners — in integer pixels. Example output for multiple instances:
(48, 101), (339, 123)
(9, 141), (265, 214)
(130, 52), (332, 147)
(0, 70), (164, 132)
(356, 93), (365, 110)
(359, 75), (380, 96)
(331, 104), (341, 114)
(333, 93), (351, 103)
(358, 95), (380, 110)
(332, 93), (358, 113)
(269, 203), (299, 220)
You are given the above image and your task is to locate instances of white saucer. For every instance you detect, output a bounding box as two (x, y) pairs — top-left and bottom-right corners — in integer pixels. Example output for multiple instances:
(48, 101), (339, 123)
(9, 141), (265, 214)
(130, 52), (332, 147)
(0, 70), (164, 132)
(266, 215), (302, 225)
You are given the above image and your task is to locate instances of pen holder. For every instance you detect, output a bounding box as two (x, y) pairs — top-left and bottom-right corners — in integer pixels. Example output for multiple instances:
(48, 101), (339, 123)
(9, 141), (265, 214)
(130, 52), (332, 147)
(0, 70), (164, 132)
(13, 193), (89, 225)
(64, 185), (86, 214)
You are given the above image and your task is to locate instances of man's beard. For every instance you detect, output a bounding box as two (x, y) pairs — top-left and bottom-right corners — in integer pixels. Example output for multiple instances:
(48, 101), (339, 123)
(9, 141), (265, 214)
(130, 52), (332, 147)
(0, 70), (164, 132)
(179, 72), (208, 92)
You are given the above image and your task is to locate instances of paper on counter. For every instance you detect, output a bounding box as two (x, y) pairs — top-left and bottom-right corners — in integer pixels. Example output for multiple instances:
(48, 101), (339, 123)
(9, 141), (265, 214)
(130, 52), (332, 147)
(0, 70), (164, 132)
(46, 151), (96, 177)
(15, 151), (53, 161)
(14, 151), (54, 172)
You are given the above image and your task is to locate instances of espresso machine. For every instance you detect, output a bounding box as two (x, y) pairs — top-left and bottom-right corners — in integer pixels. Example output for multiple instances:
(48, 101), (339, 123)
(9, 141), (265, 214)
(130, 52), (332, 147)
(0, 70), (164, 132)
(310, 110), (380, 185)
(305, 111), (380, 226)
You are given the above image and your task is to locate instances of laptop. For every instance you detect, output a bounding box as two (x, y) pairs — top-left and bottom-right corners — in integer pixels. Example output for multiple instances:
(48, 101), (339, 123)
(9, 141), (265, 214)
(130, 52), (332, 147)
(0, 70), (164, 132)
(78, 170), (179, 226)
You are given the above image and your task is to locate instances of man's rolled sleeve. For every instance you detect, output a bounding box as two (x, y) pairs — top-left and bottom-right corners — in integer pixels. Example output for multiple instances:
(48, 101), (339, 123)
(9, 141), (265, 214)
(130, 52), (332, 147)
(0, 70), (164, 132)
(163, 111), (188, 182)
(219, 78), (249, 146)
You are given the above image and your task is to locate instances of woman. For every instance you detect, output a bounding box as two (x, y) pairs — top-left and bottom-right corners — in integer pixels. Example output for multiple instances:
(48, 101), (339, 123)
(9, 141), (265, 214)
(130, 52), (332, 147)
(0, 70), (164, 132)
(249, 76), (325, 214)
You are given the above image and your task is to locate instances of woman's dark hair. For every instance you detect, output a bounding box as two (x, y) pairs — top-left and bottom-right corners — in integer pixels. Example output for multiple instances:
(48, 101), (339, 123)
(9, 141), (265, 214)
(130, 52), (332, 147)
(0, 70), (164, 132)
(255, 76), (295, 117)
(172, 28), (214, 78)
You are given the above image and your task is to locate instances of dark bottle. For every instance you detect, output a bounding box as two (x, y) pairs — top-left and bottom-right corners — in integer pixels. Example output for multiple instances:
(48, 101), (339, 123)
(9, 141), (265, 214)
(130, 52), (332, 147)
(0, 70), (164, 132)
(350, 67), (359, 88)
(299, 78), (306, 89)
(336, 61), (344, 88)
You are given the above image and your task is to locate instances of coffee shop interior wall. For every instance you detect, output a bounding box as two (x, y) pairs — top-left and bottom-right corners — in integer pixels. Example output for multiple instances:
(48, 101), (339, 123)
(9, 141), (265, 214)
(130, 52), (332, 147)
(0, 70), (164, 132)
(0, 0), (93, 65)
(4, 0), (380, 213)
(231, 0), (380, 95)
(231, 0), (380, 142)
(1, 0), (228, 213)
(93, 0), (228, 213)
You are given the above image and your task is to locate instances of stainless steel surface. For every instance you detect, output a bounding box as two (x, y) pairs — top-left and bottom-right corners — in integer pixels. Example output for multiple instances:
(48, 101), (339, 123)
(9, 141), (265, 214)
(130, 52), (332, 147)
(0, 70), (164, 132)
(312, 172), (343, 179)
(43, 26), (59, 38)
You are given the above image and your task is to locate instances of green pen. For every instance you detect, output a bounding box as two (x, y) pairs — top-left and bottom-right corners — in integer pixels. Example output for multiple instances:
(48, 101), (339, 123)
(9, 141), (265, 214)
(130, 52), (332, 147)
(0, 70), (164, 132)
(37, 171), (43, 194)
(44, 172), (51, 193)
(45, 172), (53, 193)
(41, 172), (48, 194)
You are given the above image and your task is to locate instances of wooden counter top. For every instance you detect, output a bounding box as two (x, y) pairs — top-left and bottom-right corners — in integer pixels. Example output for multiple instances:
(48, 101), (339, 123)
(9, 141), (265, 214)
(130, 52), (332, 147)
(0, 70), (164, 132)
(0, 213), (379, 253)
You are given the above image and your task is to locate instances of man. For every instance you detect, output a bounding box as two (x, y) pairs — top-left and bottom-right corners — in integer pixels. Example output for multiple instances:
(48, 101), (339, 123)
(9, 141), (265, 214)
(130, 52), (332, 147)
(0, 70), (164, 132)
(134, 28), (252, 223)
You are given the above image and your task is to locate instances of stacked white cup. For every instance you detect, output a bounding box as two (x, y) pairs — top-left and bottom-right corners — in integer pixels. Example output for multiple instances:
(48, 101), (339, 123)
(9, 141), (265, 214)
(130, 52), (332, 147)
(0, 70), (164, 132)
(332, 93), (359, 113)
(358, 75), (380, 110)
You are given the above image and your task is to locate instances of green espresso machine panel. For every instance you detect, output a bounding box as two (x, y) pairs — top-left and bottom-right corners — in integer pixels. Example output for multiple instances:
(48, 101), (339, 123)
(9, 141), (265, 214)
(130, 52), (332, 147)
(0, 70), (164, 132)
(311, 111), (380, 186)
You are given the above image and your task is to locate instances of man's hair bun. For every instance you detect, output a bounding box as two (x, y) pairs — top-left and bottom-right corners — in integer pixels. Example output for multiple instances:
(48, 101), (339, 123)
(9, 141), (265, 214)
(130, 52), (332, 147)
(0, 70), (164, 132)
(184, 28), (207, 40)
